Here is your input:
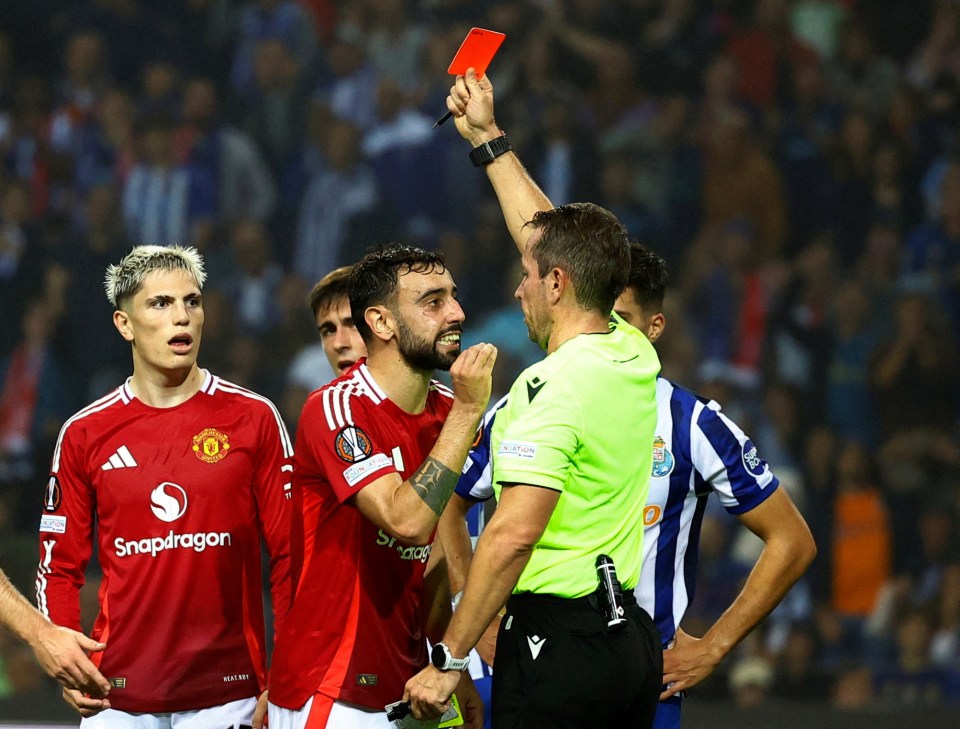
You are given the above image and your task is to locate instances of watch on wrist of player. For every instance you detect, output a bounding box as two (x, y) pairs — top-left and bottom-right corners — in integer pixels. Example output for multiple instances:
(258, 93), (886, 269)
(431, 642), (470, 672)
(469, 134), (512, 167)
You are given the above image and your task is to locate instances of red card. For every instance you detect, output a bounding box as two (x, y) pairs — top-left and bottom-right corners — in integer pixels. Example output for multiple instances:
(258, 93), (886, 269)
(447, 27), (506, 77)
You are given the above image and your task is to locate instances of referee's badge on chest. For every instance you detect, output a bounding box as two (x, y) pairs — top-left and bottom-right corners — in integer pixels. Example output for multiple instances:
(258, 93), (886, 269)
(651, 435), (674, 478)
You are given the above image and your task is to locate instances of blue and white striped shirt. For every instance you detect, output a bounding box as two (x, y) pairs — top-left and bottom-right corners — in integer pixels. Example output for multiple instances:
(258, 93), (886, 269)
(454, 378), (779, 648)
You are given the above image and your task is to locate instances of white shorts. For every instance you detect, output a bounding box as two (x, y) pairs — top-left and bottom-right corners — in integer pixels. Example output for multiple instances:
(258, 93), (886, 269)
(268, 695), (391, 729)
(79, 696), (256, 729)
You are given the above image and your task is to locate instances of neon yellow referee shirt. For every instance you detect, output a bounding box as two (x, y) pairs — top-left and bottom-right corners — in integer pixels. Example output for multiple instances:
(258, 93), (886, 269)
(490, 313), (660, 598)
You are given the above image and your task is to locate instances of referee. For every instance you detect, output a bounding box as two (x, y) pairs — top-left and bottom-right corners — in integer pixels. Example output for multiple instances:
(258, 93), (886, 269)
(404, 70), (662, 728)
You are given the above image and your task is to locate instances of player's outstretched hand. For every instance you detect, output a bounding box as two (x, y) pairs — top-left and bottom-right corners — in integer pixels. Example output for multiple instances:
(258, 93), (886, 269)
(30, 621), (110, 697)
(253, 689), (269, 729)
(450, 343), (497, 413)
(660, 627), (723, 700)
(447, 68), (499, 144)
(62, 687), (111, 718)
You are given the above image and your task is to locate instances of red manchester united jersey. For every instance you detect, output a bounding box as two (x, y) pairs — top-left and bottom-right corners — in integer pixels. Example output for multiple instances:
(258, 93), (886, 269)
(36, 371), (297, 713)
(268, 361), (454, 711)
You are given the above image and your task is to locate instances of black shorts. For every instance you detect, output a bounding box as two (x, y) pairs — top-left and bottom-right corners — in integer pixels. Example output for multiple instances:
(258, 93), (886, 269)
(492, 591), (662, 729)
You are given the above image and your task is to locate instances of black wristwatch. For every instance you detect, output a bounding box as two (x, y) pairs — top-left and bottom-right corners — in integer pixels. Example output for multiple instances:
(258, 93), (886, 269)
(469, 134), (512, 167)
(431, 642), (470, 672)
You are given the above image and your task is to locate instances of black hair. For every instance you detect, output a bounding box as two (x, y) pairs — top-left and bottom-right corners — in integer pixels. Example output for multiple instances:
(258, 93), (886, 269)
(626, 242), (669, 312)
(349, 243), (447, 341)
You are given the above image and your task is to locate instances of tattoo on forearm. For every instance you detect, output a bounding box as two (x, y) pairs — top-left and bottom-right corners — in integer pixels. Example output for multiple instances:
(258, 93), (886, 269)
(411, 457), (459, 516)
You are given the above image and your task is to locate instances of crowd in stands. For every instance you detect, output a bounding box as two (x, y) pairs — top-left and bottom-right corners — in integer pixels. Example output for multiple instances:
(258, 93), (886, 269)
(1, 0), (959, 717)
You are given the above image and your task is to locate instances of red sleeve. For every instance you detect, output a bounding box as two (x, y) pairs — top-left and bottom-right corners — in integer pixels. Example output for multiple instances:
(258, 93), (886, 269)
(306, 391), (397, 502)
(252, 402), (298, 641)
(36, 423), (94, 632)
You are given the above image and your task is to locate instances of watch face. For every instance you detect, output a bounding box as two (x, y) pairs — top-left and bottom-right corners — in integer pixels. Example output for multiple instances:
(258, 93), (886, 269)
(431, 643), (447, 669)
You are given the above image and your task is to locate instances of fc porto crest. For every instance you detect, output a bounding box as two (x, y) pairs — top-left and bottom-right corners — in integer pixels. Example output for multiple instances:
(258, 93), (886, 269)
(651, 435), (675, 478)
(192, 428), (231, 463)
(335, 426), (373, 463)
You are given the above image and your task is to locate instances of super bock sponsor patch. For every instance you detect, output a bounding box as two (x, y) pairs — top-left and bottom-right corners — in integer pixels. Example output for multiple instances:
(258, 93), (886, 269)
(741, 439), (766, 477)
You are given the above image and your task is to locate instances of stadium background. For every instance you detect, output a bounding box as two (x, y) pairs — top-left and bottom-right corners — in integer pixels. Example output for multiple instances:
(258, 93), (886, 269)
(1, 0), (960, 725)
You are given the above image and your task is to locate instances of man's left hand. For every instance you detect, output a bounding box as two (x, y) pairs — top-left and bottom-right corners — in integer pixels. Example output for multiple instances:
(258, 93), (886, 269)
(660, 627), (724, 700)
(403, 665), (461, 720)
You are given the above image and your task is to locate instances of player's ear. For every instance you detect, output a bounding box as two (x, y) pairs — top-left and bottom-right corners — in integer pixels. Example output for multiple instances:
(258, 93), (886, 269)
(646, 313), (666, 343)
(547, 266), (566, 304)
(113, 309), (135, 342)
(365, 306), (395, 344)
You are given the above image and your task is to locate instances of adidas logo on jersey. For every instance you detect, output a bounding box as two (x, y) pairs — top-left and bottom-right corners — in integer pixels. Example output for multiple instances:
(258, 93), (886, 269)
(101, 445), (138, 471)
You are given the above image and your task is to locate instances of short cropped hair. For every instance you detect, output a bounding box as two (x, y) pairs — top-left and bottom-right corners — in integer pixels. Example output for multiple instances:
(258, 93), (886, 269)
(308, 266), (352, 318)
(527, 203), (630, 315)
(105, 245), (206, 309)
(349, 244), (446, 342)
(626, 242), (669, 312)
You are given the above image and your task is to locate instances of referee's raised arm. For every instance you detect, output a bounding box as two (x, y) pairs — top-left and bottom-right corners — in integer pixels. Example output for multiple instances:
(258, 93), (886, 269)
(444, 68), (552, 253)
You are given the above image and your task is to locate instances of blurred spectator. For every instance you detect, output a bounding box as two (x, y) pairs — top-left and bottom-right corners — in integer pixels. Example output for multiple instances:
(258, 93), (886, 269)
(828, 441), (891, 662)
(219, 219), (284, 335)
(363, 0), (427, 89)
(763, 238), (835, 415)
(72, 89), (136, 195)
(138, 53), (182, 116)
(902, 160), (960, 336)
(824, 279), (882, 445)
(772, 622), (833, 700)
(0, 181), (43, 353)
(55, 183), (130, 399)
(931, 557), (960, 671)
(314, 31), (379, 131)
(292, 113), (379, 284)
(907, 0), (960, 90)
(872, 287), (959, 438)
(525, 90), (600, 207)
(826, 18), (900, 122)
(0, 299), (72, 525)
(728, 655), (775, 708)
(230, 0), (318, 96)
(702, 106), (787, 260)
(49, 29), (109, 154)
(832, 663), (875, 708)
(121, 112), (215, 246)
(825, 109), (877, 259)
(362, 77), (443, 238)
(875, 606), (960, 705)
(180, 76), (277, 223)
(776, 56), (841, 255)
(725, 0), (818, 110)
(597, 155), (658, 243)
(687, 220), (776, 386)
(789, 0), (847, 61)
(240, 38), (309, 175)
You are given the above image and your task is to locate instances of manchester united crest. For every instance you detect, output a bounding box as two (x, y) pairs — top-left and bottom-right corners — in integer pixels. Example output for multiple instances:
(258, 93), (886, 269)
(192, 428), (231, 463)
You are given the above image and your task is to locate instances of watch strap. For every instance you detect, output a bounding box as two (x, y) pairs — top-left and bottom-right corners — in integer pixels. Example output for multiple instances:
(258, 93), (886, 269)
(469, 135), (512, 167)
(434, 642), (471, 671)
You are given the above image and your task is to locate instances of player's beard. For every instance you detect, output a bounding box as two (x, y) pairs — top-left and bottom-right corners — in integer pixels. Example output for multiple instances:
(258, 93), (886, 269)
(396, 318), (462, 372)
